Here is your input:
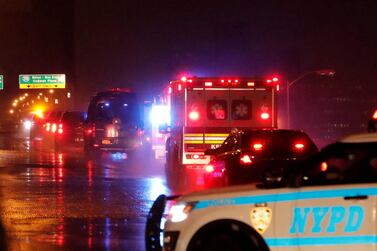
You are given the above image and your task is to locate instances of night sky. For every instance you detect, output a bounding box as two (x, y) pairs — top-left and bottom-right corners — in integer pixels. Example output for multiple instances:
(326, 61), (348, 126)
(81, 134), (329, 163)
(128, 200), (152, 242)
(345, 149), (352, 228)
(1, 0), (377, 139)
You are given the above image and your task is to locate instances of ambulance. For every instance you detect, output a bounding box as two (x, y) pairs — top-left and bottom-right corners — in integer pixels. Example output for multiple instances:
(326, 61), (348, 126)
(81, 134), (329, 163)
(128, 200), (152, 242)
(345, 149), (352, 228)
(146, 132), (377, 251)
(162, 76), (279, 171)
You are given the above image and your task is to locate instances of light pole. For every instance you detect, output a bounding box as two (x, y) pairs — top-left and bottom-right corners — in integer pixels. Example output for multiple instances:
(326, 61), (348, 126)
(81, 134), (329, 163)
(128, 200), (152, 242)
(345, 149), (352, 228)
(286, 69), (335, 128)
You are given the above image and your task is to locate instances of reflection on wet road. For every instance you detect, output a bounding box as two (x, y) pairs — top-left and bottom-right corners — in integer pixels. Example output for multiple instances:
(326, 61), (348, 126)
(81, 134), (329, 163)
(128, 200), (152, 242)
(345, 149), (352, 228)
(0, 132), (172, 250)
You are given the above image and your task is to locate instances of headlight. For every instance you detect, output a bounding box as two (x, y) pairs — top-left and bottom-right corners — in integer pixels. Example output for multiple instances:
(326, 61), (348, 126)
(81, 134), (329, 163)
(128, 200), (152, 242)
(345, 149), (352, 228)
(168, 202), (197, 223)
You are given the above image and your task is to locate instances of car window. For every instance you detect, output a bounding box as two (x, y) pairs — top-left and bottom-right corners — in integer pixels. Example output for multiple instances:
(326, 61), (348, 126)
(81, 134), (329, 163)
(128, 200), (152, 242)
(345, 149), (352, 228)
(300, 142), (377, 186)
(241, 130), (318, 158)
(207, 100), (227, 120)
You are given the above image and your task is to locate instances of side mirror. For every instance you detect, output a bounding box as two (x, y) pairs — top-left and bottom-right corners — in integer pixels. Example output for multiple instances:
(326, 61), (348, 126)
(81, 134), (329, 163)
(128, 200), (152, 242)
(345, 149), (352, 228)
(158, 123), (170, 134)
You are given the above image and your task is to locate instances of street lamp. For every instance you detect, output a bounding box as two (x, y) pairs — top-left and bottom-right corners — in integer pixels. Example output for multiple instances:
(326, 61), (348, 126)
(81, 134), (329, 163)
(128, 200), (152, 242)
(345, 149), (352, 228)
(286, 69), (335, 128)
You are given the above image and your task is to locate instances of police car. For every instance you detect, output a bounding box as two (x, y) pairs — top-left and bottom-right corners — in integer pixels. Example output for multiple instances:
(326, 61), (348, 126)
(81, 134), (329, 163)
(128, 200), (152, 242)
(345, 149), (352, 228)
(146, 132), (377, 251)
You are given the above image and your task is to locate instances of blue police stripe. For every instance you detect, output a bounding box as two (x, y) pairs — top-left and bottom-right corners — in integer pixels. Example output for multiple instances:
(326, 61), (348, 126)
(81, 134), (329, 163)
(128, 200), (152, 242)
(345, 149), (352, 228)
(194, 187), (377, 210)
(265, 235), (377, 246)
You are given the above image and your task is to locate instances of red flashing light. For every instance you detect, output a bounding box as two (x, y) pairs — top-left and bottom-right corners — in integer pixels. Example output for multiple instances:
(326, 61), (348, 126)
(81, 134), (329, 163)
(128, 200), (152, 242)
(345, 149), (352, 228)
(253, 143), (264, 151)
(320, 162), (328, 172)
(86, 129), (93, 135)
(178, 84), (182, 91)
(221, 79), (225, 83)
(228, 80), (232, 83)
(58, 124), (63, 134)
(188, 79), (193, 83)
(247, 82), (255, 87)
(189, 111), (199, 120)
(205, 82), (213, 87)
(261, 112), (270, 120)
(181, 76), (187, 82)
(276, 84), (280, 91)
(240, 154), (252, 165)
(272, 77), (279, 82)
(373, 110), (377, 119)
(267, 79), (272, 83)
(294, 143), (305, 150)
(205, 165), (215, 173)
(235, 79), (239, 83)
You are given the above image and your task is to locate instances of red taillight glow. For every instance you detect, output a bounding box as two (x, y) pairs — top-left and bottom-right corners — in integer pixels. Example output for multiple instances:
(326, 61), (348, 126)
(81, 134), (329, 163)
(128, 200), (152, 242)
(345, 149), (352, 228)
(189, 111), (199, 120)
(266, 79), (272, 83)
(247, 82), (255, 87)
(181, 76), (187, 82)
(320, 162), (328, 172)
(221, 79), (225, 83)
(373, 110), (377, 119)
(294, 143), (305, 150)
(253, 143), (264, 151)
(204, 82), (213, 87)
(261, 112), (270, 120)
(58, 124), (63, 134)
(51, 123), (57, 133)
(272, 77), (279, 82)
(205, 165), (215, 173)
(86, 129), (93, 134)
(240, 154), (252, 164)
(235, 79), (239, 83)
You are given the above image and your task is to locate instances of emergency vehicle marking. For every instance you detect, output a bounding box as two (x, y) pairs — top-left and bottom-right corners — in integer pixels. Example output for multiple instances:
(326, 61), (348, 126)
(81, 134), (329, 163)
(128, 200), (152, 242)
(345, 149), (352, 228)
(183, 133), (228, 144)
(194, 187), (377, 210)
(289, 205), (364, 234)
(265, 235), (377, 247)
(250, 207), (272, 234)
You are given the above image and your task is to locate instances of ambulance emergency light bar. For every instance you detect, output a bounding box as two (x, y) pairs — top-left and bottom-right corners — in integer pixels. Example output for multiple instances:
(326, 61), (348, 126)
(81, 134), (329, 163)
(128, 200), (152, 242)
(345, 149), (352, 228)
(167, 76), (280, 92)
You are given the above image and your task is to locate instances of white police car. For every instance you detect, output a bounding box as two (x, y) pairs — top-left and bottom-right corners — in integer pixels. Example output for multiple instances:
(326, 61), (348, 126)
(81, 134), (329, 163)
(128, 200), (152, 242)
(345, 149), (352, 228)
(146, 133), (377, 251)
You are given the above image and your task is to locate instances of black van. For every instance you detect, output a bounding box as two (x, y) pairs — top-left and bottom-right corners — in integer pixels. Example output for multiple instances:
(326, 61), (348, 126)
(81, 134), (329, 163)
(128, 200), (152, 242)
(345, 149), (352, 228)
(84, 89), (143, 152)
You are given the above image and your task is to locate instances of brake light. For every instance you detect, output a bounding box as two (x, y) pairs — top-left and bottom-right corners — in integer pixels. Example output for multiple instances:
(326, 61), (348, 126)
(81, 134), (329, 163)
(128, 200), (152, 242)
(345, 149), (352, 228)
(205, 165), (215, 173)
(294, 143), (305, 150)
(58, 124), (63, 134)
(261, 112), (270, 120)
(253, 143), (264, 151)
(240, 154), (252, 164)
(320, 162), (328, 172)
(189, 111), (199, 120)
(247, 82), (255, 87)
(51, 123), (57, 133)
(86, 129), (93, 134)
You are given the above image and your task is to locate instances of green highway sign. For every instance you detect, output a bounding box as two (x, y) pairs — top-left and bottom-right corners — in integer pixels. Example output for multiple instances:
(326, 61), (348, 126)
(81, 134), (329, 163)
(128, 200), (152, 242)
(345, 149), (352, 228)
(19, 74), (66, 89)
(0, 75), (3, 90)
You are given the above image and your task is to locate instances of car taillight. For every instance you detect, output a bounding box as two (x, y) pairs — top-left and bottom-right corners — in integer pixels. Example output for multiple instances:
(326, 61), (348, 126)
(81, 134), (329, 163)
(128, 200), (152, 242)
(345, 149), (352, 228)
(51, 123), (57, 133)
(294, 143), (305, 150)
(46, 123), (51, 132)
(58, 124), (63, 134)
(189, 111), (199, 120)
(205, 165), (215, 173)
(253, 143), (264, 151)
(320, 162), (328, 172)
(240, 154), (253, 165)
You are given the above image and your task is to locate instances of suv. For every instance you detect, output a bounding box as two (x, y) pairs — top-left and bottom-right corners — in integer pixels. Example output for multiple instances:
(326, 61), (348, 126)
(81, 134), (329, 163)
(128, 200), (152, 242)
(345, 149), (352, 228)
(84, 89), (143, 152)
(146, 133), (377, 251)
(204, 129), (318, 185)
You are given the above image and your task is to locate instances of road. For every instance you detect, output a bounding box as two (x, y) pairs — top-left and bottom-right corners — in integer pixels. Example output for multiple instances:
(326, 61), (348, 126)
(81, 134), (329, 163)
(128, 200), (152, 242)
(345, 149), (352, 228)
(0, 131), (206, 251)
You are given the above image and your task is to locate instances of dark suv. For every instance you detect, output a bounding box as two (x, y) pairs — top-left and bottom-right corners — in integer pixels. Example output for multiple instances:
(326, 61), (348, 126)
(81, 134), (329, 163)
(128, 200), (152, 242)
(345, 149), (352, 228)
(84, 89), (143, 153)
(205, 129), (318, 185)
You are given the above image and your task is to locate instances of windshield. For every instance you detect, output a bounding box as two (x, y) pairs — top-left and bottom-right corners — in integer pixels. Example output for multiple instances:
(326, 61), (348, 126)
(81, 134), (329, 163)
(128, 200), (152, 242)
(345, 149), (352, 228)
(93, 97), (139, 122)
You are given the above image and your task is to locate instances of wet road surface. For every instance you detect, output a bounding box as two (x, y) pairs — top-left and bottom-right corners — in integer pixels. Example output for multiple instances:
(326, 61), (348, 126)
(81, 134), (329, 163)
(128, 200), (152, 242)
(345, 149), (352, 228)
(0, 131), (173, 251)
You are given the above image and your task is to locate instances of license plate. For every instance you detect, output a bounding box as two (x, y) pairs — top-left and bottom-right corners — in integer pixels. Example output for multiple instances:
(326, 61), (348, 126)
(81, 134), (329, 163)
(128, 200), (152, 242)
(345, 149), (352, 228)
(102, 139), (111, 145)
